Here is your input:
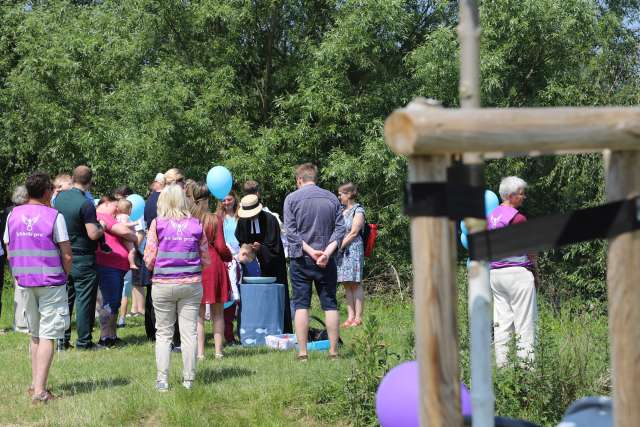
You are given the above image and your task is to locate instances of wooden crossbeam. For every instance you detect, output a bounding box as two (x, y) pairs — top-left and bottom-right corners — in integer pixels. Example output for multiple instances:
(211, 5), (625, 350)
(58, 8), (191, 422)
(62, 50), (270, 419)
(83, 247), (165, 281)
(385, 101), (640, 156)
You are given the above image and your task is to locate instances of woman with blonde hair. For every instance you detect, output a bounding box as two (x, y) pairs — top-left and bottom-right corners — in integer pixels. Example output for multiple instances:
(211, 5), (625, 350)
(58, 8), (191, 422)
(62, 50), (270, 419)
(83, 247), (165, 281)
(190, 182), (232, 359)
(144, 184), (210, 391)
(164, 168), (185, 187)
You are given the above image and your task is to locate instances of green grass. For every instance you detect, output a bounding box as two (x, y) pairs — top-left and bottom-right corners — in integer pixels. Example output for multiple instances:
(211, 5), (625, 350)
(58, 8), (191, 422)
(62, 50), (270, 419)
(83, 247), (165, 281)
(0, 266), (610, 427)
(0, 274), (413, 427)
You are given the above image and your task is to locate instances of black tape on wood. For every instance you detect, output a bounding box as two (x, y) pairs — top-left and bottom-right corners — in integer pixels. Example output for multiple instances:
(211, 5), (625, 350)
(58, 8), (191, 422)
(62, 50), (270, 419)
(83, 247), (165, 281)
(447, 162), (485, 220)
(404, 183), (448, 217)
(468, 197), (640, 261)
(404, 163), (486, 219)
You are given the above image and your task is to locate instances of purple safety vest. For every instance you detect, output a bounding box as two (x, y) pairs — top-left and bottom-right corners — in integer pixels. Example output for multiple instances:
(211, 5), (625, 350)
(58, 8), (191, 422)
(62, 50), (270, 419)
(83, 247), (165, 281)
(153, 217), (203, 280)
(487, 205), (532, 269)
(8, 204), (67, 287)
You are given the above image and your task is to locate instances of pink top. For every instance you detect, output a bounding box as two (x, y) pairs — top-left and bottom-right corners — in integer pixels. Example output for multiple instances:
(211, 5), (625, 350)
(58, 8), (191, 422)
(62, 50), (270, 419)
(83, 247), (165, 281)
(144, 218), (211, 284)
(96, 213), (130, 271)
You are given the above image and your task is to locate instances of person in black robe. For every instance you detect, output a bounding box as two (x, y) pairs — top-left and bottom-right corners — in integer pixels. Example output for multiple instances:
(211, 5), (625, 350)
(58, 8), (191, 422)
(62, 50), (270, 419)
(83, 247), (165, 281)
(235, 195), (293, 333)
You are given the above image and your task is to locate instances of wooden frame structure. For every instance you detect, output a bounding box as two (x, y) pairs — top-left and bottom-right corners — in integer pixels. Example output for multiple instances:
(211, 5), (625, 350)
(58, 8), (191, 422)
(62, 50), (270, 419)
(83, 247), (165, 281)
(384, 2), (640, 426)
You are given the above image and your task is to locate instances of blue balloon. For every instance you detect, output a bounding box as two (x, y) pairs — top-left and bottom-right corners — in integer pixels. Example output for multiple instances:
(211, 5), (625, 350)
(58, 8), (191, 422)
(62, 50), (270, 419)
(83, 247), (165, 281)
(484, 190), (500, 217)
(93, 198), (100, 207)
(460, 220), (469, 235)
(206, 166), (233, 200)
(224, 301), (235, 310)
(127, 194), (145, 221)
(460, 233), (468, 250)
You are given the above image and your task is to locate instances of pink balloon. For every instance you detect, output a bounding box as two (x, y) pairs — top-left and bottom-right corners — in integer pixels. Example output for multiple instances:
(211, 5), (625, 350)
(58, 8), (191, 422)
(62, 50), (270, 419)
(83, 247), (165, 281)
(376, 361), (472, 427)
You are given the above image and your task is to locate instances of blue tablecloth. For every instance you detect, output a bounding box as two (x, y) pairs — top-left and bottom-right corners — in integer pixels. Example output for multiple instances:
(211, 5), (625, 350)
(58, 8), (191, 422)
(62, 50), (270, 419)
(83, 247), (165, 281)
(239, 283), (284, 346)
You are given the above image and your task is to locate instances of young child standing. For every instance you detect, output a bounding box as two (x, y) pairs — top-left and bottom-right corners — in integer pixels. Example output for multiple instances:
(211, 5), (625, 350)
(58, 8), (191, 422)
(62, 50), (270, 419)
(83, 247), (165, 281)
(224, 244), (260, 343)
(115, 199), (138, 270)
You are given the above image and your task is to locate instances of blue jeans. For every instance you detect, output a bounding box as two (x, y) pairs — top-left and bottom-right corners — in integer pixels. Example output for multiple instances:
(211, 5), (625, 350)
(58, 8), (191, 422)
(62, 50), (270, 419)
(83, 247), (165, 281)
(97, 266), (126, 315)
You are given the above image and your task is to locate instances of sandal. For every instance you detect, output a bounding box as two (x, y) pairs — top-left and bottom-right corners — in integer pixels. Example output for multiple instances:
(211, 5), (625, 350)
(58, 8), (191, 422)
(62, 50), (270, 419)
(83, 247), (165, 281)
(296, 354), (309, 362)
(351, 319), (363, 327)
(328, 353), (339, 360)
(32, 390), (57, 404)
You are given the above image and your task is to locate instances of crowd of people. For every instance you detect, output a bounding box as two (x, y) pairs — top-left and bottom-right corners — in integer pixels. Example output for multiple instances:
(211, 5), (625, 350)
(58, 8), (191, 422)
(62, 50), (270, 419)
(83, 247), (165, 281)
(0, 162), (369, 401)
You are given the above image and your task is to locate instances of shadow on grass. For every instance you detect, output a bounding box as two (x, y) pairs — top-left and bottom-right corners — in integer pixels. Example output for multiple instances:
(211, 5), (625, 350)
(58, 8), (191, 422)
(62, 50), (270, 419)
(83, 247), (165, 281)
(225, 345), (272, 357)
(118, 334), (153, 346)
(198, 367), (254, 384)
(58, 377), (130, 396)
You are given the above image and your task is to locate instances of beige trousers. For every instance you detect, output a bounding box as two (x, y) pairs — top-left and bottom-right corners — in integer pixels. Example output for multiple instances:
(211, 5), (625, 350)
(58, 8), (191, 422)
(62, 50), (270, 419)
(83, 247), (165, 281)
(152, 282), (202, 382)
(490, 266), (537, 367)
(13, 283), (30, 333)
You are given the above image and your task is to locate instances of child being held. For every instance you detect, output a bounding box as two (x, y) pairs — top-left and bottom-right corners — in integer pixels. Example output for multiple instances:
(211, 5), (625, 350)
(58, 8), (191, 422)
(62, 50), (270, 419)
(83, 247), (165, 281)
(115, 199), (139, 270)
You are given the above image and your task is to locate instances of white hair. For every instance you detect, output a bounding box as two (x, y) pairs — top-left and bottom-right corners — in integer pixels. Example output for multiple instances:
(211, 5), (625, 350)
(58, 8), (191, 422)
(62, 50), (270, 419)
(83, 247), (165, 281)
(498, 176), (527, 201)
(12, 185), (28, 205)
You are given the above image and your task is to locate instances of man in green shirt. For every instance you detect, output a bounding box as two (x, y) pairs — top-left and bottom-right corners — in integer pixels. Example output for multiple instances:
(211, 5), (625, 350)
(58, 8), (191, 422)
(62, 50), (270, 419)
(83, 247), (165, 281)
(54, 166), (105, 350)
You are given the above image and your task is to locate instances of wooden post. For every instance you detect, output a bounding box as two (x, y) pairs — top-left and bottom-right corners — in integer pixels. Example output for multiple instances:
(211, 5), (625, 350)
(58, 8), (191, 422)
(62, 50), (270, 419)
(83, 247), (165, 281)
(458, 2), (495, 426)
(408, 131), (461, 425)
(605, 150), (640, 427)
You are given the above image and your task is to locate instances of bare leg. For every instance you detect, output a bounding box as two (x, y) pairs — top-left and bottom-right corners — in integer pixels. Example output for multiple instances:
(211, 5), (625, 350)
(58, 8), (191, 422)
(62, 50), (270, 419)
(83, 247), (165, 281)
(211, 303), (224, 356)
(196, 304), (206, 358)
(132, 286), (145, 314)
(325, 310), (340, 356)
(343, 283), (355, 322)
(295, 308), (310, 357)
(119, 295), (128, 321)
(126, 246), (138, 270)
(353, 283), (364, 322)
(31, 337), (54, 395)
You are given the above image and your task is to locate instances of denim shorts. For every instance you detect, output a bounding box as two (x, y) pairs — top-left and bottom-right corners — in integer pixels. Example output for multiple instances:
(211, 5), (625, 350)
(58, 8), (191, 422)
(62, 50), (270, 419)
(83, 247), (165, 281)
(97, 266), (126, 315)
(23, 284), (70, 340)
(290, 256), (338, 311)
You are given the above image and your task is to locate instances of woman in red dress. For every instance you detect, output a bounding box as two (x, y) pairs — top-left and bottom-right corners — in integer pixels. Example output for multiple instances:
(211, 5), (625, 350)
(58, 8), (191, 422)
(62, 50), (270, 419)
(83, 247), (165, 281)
(190, 182), (232, 359)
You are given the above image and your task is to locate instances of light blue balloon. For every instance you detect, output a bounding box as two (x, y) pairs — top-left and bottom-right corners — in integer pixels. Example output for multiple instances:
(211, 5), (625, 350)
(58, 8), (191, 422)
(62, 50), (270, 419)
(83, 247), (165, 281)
(206, 166), (233, 200)
(460, 220), (469, 235)
(93, 198), (100, 207)
(484, 190), (500, 217)
(224, 301), (235, 309)
(127, 194), (145, 221)
(460, 232), (469, 250)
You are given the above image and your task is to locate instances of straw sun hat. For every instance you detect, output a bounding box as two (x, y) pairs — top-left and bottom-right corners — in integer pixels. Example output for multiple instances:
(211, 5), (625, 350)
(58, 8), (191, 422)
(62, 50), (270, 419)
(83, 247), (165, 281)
(238, 194), (263, 218)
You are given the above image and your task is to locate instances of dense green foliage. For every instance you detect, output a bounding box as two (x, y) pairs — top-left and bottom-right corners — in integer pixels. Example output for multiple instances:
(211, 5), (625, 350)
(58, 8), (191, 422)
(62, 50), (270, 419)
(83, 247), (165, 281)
(1, 0), (639, 289)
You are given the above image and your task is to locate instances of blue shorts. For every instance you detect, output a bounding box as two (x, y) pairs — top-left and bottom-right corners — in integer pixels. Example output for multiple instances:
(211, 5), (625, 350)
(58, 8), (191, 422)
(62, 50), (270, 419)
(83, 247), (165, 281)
(97, 266), (126, 315)
(290, 257), (338, 311)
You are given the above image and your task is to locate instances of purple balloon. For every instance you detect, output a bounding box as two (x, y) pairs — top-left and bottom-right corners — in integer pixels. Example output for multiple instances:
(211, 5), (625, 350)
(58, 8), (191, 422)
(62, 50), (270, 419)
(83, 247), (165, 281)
(376, 361), (472, 427)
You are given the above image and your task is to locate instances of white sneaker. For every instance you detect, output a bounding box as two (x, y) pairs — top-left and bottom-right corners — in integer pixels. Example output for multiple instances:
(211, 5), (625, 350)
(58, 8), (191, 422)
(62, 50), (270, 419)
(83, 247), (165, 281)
(182, 380), (193, 390)
(156, 380), (169, 392)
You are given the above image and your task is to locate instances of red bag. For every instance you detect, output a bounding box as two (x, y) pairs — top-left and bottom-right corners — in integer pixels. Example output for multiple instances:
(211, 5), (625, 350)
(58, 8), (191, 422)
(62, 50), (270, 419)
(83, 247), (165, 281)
(363, 223), (378, 257)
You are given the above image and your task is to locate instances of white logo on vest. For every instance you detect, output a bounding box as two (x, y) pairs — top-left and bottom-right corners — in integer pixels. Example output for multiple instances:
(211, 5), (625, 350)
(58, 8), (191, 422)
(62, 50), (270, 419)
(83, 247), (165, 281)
(490, 214), (502, 228)
(21, 214), (40, 232)
(170, 220), (188, 235)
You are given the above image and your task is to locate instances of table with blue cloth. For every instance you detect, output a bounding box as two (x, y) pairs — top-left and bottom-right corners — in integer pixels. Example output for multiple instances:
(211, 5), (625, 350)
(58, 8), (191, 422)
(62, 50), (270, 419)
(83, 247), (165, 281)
(239, 282), (285, 346)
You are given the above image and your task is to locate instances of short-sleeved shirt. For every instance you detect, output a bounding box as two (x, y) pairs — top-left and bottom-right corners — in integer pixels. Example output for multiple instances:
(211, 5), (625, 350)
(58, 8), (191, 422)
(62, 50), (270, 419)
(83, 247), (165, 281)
(96, 213), (129, 271)
(3, 210), (69, 245)
(54, 188), (99, 255)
